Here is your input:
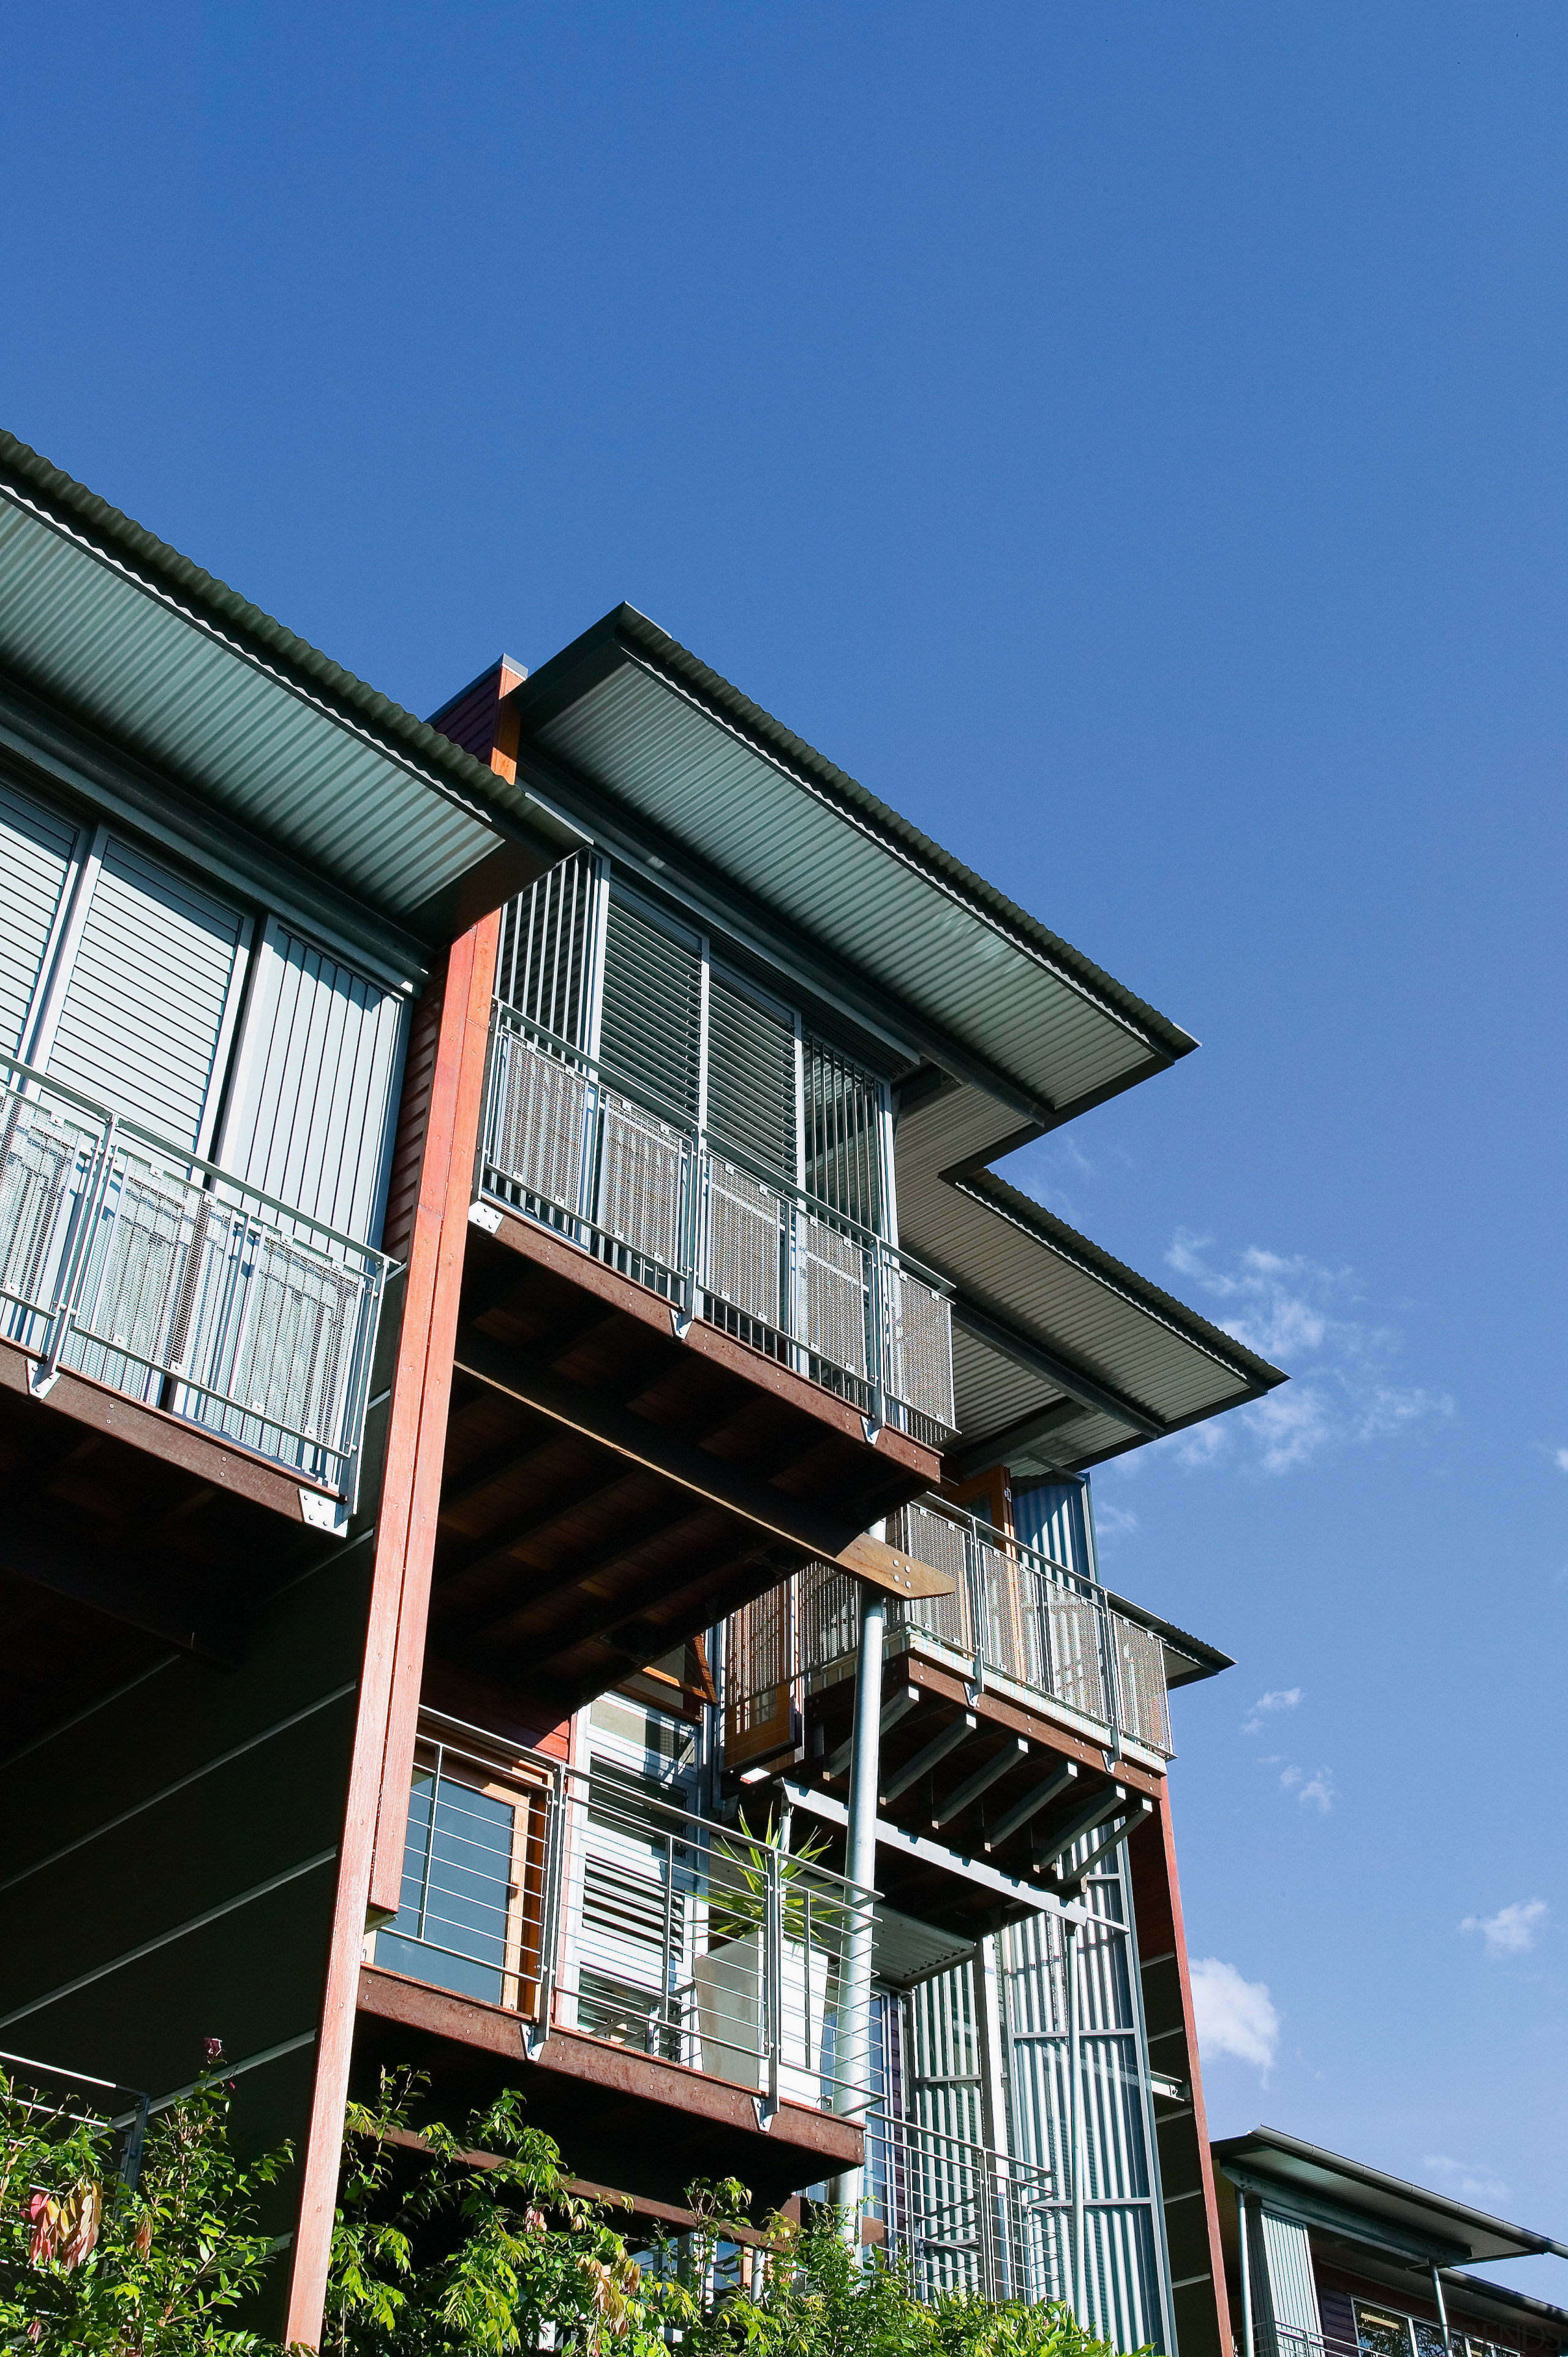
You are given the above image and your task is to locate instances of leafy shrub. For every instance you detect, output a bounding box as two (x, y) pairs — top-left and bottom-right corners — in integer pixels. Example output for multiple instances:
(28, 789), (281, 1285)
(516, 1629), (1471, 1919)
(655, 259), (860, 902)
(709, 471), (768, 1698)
(0, 2041), (290, 2353)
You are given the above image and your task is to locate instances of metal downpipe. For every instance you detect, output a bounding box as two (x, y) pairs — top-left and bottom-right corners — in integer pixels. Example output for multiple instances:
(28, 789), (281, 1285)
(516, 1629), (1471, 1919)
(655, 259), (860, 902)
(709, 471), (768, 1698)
(829, 1584), (886, 2231)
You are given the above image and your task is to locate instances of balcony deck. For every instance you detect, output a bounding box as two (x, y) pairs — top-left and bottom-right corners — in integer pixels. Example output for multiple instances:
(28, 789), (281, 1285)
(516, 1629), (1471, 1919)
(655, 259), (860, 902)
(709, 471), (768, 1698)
(432, 1212), (941, 1714)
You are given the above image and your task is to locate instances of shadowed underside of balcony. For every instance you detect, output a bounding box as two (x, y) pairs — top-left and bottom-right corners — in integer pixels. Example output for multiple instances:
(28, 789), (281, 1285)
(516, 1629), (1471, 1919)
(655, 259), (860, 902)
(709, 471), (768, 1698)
(429, 1219), (941, 1715)
(0, 1331), (344, 1749)
(748, 1655), (1161, 1940)
(354, 1963), (861, 2215)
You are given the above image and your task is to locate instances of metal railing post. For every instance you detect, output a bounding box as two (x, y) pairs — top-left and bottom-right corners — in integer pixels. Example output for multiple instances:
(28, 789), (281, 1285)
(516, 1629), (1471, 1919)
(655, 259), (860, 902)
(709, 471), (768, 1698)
(763, 1842), (782, 2119)
(32, 1113), (118, 1397)
(660, 1828), (677, 2058)
(830, 1584), (886, 2228)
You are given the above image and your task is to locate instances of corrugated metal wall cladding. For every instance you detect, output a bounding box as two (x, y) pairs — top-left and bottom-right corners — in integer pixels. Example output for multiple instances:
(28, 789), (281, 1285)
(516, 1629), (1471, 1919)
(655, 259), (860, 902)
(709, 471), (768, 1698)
(536, 670), (1155, 1107)
(47, 837), (242, 1147)
(0, 505), (494, 918)
(1254, 2210), (1323, 2340)
(0, 780), (75, 1056)
(224, 928), (403, 1240)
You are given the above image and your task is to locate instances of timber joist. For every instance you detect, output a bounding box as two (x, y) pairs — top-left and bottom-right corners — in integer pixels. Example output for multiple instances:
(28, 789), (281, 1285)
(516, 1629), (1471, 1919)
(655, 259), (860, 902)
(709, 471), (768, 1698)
(429, 1227), (941, 1712)
(785, 1654), (1161, 1937)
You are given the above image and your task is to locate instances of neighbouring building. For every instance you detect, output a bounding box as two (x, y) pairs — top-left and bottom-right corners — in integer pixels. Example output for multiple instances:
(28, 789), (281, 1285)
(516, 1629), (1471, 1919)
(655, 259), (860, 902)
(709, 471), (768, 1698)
(1213, 2128), (1568, 2357)
(0, 426), (1292, 2350)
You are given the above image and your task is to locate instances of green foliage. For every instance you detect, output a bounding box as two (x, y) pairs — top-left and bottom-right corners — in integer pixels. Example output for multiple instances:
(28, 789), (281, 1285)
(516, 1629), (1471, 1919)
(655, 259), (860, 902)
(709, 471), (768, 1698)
(707, 1809), (844, 1949)
(320, 2069), (681, 2356)
(640, 2178), (1136, 2357)
(4, 2051), (1144, 2357)
(0, 2042), (291, 2353)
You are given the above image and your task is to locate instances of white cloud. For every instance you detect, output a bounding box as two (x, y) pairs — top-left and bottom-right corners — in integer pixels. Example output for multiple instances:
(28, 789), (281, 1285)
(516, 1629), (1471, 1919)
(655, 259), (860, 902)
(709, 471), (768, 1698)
(1460, 1900), (1548, 1960)
(1191, 1958), (1280, 2072)
(1159, 1233), (1453, 1476)
(1242, 1687), (1302, 1736)
(1288, 1766), (1336, 1814)
(1422, 2154), (1511, 2208)
(1093, 1499), (1139, 1547)
(1554, 1448), (1568, 1473)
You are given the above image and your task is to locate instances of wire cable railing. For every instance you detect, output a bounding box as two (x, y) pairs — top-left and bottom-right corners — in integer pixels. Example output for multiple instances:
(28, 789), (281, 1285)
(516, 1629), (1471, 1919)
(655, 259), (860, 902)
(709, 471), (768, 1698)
(477, 1003), (956, 1448)
(0, 1051), (388, 1508)
(371, 1723), (881, 2121)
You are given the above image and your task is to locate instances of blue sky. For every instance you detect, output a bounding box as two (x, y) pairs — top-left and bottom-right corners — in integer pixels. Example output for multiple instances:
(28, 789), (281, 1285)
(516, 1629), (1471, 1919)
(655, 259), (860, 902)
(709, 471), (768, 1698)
(3, 0), (1565, 2292)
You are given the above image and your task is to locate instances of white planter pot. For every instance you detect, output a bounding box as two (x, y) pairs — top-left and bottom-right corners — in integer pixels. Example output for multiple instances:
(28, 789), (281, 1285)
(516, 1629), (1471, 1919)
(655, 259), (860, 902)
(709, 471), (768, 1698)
(694, 1928), (831, 2106)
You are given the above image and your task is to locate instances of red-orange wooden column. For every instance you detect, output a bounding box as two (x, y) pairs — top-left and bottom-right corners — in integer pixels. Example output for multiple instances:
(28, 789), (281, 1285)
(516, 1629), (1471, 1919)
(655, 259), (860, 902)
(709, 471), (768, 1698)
(283, 907), (499, 2350)
(1132, 1788), (1232, 2357)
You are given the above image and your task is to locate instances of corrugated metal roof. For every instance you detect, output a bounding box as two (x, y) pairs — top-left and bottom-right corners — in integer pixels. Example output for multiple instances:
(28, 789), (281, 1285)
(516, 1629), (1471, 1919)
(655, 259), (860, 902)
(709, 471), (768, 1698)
(1213, 2128), (1568, 2268)
(514, 606), (1197, 1126)
(0, 431), (578, 935)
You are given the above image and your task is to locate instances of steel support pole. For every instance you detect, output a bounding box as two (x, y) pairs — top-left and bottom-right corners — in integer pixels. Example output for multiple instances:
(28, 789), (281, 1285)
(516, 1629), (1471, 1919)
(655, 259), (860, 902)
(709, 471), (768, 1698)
(829, 1583), (886, 2229)
(1431, 2265), (1452, 2354)
(1068, 1917), (1085, 2325)
(1238, 2189), (1253, 2357)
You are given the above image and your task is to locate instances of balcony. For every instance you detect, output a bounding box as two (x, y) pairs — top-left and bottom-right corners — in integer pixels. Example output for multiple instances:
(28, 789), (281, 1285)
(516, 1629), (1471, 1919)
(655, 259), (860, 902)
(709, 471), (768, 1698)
(720, 1497), (1199, 1926)
(0, 1053), (387, 1510)
(725, 1493), (1177, 1773)
(476, 1003), (956, 1450)
(356, 1719), (875, 2204)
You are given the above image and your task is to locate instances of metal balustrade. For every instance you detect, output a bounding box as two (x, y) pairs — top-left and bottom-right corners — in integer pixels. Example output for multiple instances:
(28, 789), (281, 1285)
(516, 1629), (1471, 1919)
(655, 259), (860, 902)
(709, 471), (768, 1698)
(865, 2112), (1063, 2304)
(724, 1496), (1176, 1770)
(372, 1725), (880, 2120)
(478, 1005), (956, 1447)
(0, 1053), (388, 1508)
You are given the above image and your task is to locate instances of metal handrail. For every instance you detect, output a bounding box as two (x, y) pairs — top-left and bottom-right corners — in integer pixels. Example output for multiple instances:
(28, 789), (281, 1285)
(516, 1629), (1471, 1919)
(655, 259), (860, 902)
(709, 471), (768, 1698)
(865, 2109), (1064, 2302)
(371, 1726), (882, 2117)
(723, 1498), (1175, 1767)
(0, 1051), (390, 1507)
(478, 1002), (957, 1442)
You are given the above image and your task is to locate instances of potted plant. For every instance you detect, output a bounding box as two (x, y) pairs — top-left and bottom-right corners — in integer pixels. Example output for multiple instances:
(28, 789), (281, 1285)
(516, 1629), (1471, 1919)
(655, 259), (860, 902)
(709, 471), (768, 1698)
(693, 1810), (842, 2106)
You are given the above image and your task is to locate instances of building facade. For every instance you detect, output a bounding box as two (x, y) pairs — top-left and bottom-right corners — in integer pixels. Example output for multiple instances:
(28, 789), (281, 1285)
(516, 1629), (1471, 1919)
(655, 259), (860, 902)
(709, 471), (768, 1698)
(0, 429), (1286, 2349)
(1212, 2129), (1567, 2357)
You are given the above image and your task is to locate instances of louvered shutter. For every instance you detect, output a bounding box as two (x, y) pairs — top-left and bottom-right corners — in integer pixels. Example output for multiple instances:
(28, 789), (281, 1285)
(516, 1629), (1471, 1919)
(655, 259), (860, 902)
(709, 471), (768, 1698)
(598, 895), (701, 1119)
(804, 1040), (883, 1230)
(46, 837), (244, 1151)
(0, 781), (78, 1061)
(497, 852), (597, 1046)
(217, 923), (405, 1243)
(706, 974), (797, 1181)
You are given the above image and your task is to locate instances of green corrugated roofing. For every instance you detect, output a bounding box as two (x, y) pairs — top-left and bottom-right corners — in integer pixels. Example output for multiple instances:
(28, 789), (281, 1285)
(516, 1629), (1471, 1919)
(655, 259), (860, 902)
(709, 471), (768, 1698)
(513, 605), (1198, 1127)
(0, 430), (577, 939)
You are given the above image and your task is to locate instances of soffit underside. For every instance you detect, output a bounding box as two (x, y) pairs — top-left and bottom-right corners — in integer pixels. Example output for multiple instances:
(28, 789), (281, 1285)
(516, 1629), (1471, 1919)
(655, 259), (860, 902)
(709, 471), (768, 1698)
(529, 662), (1167, 1118)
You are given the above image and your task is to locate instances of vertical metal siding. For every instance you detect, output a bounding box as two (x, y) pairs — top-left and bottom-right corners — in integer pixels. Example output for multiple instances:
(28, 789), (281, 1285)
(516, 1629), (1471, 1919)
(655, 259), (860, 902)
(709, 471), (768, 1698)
(46, 836), (243, 1151)
(1012, 1479), (1093, 1580)
(0, 778), (77, 1059)
(1254, 2208), (1323, 2340)
(220, 922), (406, 1244)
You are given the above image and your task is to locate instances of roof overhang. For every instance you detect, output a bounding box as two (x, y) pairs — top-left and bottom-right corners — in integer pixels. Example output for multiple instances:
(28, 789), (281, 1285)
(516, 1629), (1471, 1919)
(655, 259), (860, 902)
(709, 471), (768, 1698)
(896, 1141), (1286, 1474)
(509, 604), (1197, 1130)
(1213, 2127), (1568, 2269)
(0, 431), (584, 954)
